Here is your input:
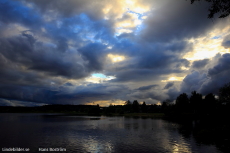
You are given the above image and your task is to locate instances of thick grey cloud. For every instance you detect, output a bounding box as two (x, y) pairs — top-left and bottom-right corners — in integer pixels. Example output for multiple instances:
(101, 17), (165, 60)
(128, 87), (168, 102)
(164, 82), (174, 90)
(180, 53), (230, 95)
(0, 84), (58, 103)
(141, 0), (214, 42)
(222, 34), (230, 48)
(108, 40), (190, 83)
(200, 53), (230, 94)
(137, 53), (190, 69)
(167, 87), (180, 101)
(136, 84), (158, 91)
(0, 33), (88, 80)
(111, 68), (181, 82)
(180, 71), (207, 94)
(54, 83), (131, 104)
(0, 82), (131, 105)
(208, 54), (230, 76)
(192, 59), (209, 69)
(78, 43), (107, 72)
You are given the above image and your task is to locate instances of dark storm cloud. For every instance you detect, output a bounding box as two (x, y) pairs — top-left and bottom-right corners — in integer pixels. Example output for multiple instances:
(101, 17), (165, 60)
(64, 82), (73, 86)
(0, 33), (88, 79)
(110, 52), (189, 82)
(54, 83), (131, 104)
(200, 54), (230, 94)
(180, 71), (207, 94)
(180, 54), (230, 95)
(137, 85), (158, 91)
(208, 54), (230, 76)
(78, 43), (107, 72)
(108, 38), (190, 83)
(164, 82), (174, 90)
(137, 52), (190, 69)
(222, 34), (230, 48)
(167, 87), (180, 101)
(110, 69), (163, 82)
(0, 82), (127, 105)
(0, 84), (59, 103)
(129, 89), (167, 102)
(0, 81), (130, 104)
(192, 59), (209, 69)
(0, 33), (35, 64)
(142, 0), (214, 42)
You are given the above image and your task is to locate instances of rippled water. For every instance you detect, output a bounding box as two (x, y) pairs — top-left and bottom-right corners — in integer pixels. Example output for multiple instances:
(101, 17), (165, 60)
(0, 114), (222, 153)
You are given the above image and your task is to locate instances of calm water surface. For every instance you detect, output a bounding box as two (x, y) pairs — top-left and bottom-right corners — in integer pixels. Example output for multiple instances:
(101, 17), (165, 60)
(0, 113), (221, 153)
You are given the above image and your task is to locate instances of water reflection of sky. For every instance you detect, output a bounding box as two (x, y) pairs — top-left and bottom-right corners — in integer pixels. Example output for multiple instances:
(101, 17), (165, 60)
(0, 114), (222, 153)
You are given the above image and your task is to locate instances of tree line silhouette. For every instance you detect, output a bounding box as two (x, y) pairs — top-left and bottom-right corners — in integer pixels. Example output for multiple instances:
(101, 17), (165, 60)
(103, 100), (166, 115)
(162, 82), (230, 118)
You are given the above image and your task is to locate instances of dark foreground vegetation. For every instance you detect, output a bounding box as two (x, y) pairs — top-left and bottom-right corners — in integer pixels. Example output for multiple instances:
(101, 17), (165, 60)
(161, 82), (230, 153)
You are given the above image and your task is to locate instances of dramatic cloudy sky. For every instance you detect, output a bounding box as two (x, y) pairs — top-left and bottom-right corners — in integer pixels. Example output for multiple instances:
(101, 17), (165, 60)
(0, 0), (230, 106)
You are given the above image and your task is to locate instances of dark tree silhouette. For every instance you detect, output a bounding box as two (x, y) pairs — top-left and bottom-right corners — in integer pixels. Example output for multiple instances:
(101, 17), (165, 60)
(141, 101), (147, 113)
(190, 91), (202, 113)
(204, 93), (217, 114)
(87, 105), (100, 115)
(204, 93), (216, 105)
(219, 82), (230, 104)
(191, 0), (230, 18)
(132, 100), (140, 113)
(124, 100), (132, 112)
(125, 100), (131, 105)
(176, 93), (189, 112)
(161, 99), (171, 113)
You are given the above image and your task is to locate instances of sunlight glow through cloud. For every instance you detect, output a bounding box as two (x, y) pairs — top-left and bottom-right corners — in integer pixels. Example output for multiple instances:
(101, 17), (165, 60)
(161, 77), (185, 82)
(86, 99), (125, 106)
(184, 28), (230, 61)
(107, 0), (150, 36)
(107, 54), (125, 62)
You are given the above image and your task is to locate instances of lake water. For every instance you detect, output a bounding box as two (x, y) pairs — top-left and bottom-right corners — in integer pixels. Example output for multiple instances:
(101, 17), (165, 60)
(0, 113), (222, 153)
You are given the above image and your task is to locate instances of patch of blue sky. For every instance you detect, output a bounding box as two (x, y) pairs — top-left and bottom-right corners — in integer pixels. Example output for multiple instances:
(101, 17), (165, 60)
(73, 25), (82, 33)
(84, 32), (103, 43)
(211, 36), (221, 39)
(135, 24), (146, 35)
(125, 9), (148, 35)
(56, 20), (63, 28)
(92, 73), (107, 78)
(79, 13), (91, 22)
(126, 8), (148, 20)
(127, 9), (142, 19)
(67, 14), (109, 43)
